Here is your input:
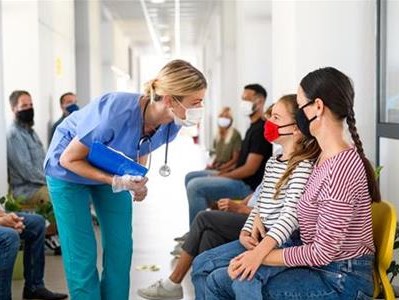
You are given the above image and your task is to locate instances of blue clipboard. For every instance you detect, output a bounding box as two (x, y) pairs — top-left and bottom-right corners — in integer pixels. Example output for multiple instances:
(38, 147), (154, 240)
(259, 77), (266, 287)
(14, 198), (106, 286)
(87, 142), (148, 177)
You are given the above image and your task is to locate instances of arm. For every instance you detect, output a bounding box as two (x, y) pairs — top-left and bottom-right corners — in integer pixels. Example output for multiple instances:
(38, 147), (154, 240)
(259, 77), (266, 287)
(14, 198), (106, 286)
(282, 199), (355, 267)
(59, 137), (114, 185)
(220, 153), (264, 179)
(7, 135), (45, 184)
(217, 150), (240, 172)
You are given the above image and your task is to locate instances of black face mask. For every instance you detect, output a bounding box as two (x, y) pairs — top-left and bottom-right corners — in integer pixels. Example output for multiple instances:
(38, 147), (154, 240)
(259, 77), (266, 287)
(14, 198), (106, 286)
(295, 101), (317, 138)
(16, 108), (34, 126)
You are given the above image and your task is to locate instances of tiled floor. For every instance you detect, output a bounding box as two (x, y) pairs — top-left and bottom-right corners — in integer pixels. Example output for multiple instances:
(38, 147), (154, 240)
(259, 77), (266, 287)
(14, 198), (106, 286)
(12, 134), (207, 300)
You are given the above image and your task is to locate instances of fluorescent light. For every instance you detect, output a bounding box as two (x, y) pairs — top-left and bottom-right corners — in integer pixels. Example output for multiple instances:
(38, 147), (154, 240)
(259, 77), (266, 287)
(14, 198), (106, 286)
(160, 35), (170, 43)
(151, 0), (166, 3)
(174, 0), (181, 56)
(139, 0), (163, 55)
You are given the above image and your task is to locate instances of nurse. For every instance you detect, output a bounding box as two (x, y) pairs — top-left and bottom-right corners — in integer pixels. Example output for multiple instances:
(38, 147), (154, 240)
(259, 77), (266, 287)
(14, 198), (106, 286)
(44, 59), (207, 300)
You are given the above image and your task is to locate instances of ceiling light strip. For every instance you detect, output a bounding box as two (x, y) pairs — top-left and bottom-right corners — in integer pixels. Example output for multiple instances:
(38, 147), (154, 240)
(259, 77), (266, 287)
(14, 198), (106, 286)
(139, 0), (163, 55)
(174, 0), (181, 56)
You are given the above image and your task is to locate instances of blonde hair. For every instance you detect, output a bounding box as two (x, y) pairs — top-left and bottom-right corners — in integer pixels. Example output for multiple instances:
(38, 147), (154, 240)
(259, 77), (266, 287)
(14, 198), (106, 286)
(264, 103), (274, 120)
(273, 94), (321, 199)
(143, 59), (207, 102)
(218, 106), (233, 119)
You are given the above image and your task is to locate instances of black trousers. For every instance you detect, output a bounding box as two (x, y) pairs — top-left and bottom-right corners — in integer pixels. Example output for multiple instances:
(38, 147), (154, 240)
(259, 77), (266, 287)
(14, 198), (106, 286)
(182, 210), (248, 257)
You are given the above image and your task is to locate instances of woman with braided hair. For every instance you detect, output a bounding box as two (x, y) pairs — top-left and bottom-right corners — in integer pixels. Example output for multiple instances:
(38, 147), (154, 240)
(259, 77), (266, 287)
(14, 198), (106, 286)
(44, 59), (207, 300)
(205, 67), (380, 299)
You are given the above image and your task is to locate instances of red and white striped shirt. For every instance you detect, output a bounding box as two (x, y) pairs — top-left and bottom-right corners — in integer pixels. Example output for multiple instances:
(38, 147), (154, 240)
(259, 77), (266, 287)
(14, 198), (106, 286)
(283, 148), (375, 267)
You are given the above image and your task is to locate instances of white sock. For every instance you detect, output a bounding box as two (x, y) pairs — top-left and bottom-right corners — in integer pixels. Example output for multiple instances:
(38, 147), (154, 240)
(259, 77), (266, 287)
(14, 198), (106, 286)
(162, 278), (181, 291)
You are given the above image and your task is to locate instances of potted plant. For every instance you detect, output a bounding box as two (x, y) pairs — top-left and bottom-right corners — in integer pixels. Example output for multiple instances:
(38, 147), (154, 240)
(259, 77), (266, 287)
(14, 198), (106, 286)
(0, 193), (24, 280)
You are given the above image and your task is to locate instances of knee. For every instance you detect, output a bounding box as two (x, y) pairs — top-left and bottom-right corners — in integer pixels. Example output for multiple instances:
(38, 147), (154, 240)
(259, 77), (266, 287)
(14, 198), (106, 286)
(0, 228), (20, 253)
(192, 250), (215, 276)
(193, 211), (208, 227)
(24, 214), (46, 237)
(192, 252), (208, 276)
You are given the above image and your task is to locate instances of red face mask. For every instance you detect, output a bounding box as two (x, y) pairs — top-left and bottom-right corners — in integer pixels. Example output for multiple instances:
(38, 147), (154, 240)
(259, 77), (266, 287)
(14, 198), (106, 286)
(264, 120), (295, 143)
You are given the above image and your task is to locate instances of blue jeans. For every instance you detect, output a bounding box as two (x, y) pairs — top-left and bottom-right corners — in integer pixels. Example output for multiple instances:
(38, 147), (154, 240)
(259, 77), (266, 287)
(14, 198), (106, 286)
(192, 232), (301, 300)
(206, 255), (375, 300)
(47, 176), (133, 300)
(0, 213), (45, 300)
(185, 170), (253, 224)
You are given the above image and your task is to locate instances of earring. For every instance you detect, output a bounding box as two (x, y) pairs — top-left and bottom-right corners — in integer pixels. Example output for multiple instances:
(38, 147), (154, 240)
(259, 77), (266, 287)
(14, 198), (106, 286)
(316, 115), (320, 121)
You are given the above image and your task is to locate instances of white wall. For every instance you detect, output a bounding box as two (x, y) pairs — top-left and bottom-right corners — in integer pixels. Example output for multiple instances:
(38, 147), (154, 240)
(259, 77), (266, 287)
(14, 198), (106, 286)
(201, 0), (272, 147)
(272, 0), (376, 162)
(1, 0), (75, 146)
(39, 0), (76, 144)
(2, 0), (40, 134)
(0, 1), (7, 196)
(75, 0), (102, 104)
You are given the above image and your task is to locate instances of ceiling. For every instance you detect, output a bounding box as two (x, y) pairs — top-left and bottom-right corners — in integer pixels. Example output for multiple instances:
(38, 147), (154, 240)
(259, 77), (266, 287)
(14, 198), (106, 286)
(102, 0), (217, 56)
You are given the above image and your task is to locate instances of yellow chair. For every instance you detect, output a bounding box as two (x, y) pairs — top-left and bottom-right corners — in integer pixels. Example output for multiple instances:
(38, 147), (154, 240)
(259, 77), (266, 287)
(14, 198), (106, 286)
(372, 200), (397, 300)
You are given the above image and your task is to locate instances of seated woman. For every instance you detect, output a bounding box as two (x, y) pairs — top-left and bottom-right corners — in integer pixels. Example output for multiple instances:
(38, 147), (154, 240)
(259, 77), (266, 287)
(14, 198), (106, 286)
(205, 67), (379, 299)
(183, 106), (242, 186)
(191, 94), (319, 299)
(208, 106), (242, 172)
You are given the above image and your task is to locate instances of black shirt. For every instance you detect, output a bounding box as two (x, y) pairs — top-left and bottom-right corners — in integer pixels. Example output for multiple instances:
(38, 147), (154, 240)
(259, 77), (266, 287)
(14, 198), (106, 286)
(236, 118), (273, 190)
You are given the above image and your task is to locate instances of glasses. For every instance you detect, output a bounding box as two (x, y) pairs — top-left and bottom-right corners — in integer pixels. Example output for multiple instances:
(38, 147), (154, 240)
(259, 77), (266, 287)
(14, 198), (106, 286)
(137, 135), (152, 171)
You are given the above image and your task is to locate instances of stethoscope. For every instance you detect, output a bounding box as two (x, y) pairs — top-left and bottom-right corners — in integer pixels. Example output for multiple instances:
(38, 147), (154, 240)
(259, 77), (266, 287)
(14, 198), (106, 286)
(137, 99), (171, 177)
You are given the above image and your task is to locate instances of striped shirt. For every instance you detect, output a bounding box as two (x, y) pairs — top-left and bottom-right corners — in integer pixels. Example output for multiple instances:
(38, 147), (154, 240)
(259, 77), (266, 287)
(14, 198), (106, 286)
(242, 156), (313, 246)
(283, 148), (375, 267)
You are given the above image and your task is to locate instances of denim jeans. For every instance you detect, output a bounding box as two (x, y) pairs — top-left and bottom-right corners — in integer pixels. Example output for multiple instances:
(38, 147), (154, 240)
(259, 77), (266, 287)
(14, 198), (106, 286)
(0, 213), (45, 300)
(192, 231), (301, 300)
(185, 170), (253, 224)
(47, 176), (132, 300)
(205, 254), (374, 300)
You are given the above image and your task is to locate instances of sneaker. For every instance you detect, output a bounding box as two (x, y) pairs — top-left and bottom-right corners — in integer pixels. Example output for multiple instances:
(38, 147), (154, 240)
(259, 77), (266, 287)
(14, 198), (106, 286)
(45, 236), (62, 255)
(170, 244), (183, 258)
(23, 287), (68, 300)
(173, 232), (189, 243)
(137, 280), (183, 300)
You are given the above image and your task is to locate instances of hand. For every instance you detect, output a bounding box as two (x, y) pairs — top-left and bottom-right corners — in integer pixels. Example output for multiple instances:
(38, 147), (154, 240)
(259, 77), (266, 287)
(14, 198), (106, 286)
(228, 250), (263, 281)
(130, 185), (148, 202)
(112, 175), (148, 193)
(251, 213), (267, 242)
(0, 213), (25, 233)
(239, 231), (259, 250)
(217, 199), (243, 213)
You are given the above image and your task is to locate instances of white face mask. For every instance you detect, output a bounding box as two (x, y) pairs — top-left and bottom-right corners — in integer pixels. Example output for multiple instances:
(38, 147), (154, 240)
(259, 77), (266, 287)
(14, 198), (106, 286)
(240, 100), (254, 116)
(173, 100), (204, 127)
(217, 117), (231, 128)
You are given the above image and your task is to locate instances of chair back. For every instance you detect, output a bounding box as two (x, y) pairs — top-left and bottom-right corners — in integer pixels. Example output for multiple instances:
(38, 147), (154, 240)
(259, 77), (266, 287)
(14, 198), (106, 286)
(372, 200), (397, 299)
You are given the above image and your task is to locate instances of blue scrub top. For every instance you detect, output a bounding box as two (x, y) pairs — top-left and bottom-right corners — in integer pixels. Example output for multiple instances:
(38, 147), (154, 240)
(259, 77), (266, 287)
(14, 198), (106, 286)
(44, 92), (180, 185)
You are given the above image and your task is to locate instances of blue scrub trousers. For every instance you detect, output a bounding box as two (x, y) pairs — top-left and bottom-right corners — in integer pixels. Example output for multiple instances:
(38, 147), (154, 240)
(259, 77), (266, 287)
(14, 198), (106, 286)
(46, 176), (133, 300)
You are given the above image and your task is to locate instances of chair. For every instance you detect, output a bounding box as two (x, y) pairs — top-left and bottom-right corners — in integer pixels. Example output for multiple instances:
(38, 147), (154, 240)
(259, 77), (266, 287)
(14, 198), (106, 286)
(372, 200), (397, 300)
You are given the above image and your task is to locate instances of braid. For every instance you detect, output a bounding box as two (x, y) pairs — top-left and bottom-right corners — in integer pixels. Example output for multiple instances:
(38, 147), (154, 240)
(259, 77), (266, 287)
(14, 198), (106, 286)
(346, 108), (381, 202)
(346, 109), (365, 157)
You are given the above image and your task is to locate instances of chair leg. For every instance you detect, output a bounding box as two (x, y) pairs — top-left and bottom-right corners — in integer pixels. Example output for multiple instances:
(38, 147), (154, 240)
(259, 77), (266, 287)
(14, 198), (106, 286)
(379, 268), (395, 300)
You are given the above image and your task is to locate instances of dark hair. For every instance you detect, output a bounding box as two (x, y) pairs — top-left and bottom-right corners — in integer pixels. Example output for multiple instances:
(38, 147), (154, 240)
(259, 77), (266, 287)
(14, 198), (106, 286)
(59, 92), (75, 105)
(9, 90), (30, 109)
(300, 67), (380, 203)
(244, 84), (267, 100)
(273, 94), (321, 199)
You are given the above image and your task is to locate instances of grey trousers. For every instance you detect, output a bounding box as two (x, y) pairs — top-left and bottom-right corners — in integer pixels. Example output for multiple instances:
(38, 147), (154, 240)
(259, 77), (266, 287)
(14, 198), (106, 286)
(182, 210), (248, 257)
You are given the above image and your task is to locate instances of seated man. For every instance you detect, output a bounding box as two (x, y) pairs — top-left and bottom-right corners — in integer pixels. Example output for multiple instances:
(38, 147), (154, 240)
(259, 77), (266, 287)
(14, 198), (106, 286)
(0, 208), (68, 300)
(6, 90), (61, 254)
(49, 92), (79, 144)
(185, 84), (273, 226)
